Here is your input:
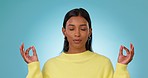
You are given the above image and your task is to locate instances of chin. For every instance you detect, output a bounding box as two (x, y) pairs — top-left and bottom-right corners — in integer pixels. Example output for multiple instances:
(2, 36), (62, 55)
(72, 44), (84, 49)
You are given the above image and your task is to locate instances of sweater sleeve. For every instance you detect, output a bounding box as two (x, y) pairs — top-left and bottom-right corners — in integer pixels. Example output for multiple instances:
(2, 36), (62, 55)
(113, 63), (130, 78)
(103, 59), (130, 78)
(26, 62), (43, 78)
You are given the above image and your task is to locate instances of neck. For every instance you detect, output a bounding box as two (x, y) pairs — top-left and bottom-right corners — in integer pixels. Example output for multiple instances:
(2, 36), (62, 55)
(67, 47), (86, 54)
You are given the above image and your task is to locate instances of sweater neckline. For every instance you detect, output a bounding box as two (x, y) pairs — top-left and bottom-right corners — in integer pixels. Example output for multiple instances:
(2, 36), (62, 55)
(62, 50), (90, 55)
(56, 50), (96, 62)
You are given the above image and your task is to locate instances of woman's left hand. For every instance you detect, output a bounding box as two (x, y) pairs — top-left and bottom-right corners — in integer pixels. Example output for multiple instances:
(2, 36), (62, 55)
(118, 43), (134, 65)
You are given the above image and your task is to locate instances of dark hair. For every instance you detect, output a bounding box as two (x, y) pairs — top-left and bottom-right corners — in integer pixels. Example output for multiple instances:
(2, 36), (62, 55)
(62, 8), (93, 52)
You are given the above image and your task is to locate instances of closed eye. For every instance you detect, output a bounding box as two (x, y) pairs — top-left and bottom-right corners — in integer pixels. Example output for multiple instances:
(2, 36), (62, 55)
(81, 28), (87, 31)
(69, 28), (74, 31)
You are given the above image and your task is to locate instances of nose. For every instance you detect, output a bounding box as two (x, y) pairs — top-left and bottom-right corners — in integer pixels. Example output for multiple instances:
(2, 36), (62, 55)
(74, 29), (80, 37)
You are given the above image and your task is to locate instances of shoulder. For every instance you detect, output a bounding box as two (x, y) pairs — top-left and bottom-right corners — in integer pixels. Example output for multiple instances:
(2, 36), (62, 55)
(45, 56), (59, 64)
(42, 56), (59, 71)
(43, 56), (60, 68)
(92, 52), (112, 64)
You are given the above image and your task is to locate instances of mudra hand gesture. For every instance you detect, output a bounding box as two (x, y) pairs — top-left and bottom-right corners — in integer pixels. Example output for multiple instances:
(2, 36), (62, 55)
(118, 43), (134, 65)
(20, 43), (134, 65)
(20, 43), (38, 64)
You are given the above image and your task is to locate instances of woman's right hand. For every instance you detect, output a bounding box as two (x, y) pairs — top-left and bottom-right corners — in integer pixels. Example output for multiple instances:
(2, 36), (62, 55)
(20, 43), (39, 64)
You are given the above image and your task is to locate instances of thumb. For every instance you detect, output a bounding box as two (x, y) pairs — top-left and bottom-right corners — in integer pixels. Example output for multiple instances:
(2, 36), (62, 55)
(32, 46), (37, 56)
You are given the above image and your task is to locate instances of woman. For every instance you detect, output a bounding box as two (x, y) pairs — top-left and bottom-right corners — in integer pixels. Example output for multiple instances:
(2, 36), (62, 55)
(20, 8), (134, 78)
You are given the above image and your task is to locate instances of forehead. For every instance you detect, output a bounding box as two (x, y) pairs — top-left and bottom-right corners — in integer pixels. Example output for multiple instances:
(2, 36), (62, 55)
(67, 16), (88, 24)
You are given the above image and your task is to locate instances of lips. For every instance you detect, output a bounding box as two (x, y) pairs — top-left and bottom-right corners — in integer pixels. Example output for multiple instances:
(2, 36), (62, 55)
(73, 39), (82, 44)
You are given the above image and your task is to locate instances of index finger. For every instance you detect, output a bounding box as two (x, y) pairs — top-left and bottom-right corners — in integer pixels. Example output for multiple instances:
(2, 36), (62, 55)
(123, 46), (130, 54)
(25, 47), (32, 55)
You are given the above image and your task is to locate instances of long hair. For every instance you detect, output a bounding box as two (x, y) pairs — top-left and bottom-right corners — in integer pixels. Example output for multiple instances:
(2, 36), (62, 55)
(62, 8), (93, 52)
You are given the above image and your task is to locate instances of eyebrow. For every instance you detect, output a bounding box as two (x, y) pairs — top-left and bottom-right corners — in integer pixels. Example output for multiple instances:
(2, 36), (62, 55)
(68, 24), (75, 26)
(68, 24), (87, 26)
(80, 24), (87, 26)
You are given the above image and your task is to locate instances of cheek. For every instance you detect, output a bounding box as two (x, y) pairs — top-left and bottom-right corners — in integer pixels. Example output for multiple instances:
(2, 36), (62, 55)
(81, 33), (89, 41)
(65, 31), (73, 41)
(81, 31), (89, 37)
(66, 31), (73, 37)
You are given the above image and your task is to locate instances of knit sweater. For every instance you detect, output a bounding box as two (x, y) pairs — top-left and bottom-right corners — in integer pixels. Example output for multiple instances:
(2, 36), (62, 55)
(27, 50), (130, 78)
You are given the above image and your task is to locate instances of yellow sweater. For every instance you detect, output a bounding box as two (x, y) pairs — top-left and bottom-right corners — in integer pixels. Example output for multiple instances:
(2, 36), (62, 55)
(27, 50), (130, 78)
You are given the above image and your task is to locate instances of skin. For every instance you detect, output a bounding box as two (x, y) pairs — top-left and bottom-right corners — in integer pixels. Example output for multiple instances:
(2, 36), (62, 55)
(62, 16), (92, 54)
(20, 44), (38, 64)
(20, 16), (134, 65)
(118, 44), (134, 65)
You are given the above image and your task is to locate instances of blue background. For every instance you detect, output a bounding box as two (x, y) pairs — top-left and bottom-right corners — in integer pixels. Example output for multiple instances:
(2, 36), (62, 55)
(0, 0), (147, 78)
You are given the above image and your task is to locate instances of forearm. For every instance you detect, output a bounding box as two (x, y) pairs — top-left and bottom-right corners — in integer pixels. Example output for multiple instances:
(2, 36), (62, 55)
(27, 62), (43, 78)
(113, 63), (130, 78)
(103, 59), (130, 78)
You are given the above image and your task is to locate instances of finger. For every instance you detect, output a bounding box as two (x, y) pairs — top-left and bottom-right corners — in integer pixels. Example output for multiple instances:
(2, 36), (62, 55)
(130, 43), (134, 51)
(23, 55), (30, 63)
(130, 43), (134, 56)
(130, 43), (132, 50)
(25, 51), (30, 57)
(32, 46), (37, 56)
(119, 45), (123, 55)
(123, 46), (130, 54)
(25, 47), (32, 56)
(131, 44), (134, 57)
(20, 43), (25, 56)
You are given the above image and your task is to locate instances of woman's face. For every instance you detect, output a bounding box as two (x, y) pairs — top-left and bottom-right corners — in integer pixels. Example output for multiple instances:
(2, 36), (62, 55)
(62, 16), (92, 51)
